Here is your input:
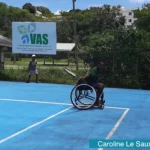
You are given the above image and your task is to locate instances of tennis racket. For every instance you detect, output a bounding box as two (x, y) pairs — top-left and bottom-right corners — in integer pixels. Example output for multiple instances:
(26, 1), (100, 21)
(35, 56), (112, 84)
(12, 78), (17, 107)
(64, 68), (89, 86)
(64, 68), (81, 82)
(64, 68), (76, 77)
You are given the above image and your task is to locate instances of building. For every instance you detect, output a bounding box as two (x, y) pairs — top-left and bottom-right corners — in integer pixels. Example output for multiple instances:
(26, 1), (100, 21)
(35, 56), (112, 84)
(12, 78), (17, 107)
(35, 10), (42, 16)
(120, 8), (137, 29)
(35, 10), (47, 19)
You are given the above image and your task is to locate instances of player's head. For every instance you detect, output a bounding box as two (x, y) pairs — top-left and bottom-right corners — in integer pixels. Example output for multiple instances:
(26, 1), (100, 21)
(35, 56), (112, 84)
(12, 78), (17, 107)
(92, 57), (104, 68)
(93, 57), (104, 69)
(98, 61), (105, 70)
(32, 54), (36, 60)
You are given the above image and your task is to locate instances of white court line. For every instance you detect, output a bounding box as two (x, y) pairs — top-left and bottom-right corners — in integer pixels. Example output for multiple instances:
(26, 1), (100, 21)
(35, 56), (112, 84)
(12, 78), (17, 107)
(0, 98), (72, 106)
(104, 106), (128, 110)
(0, 106), (73, 144)
(0, 98), (127, 110)
(98, 108), (130, 150)
(0, 98), (130, 147)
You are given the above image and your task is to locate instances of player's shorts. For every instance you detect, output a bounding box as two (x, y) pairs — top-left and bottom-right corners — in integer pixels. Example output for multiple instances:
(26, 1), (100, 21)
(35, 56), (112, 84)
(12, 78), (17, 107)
(91, 82), (99, 87)
(91, 82), (104, 88)
(29, 70), (38, 75)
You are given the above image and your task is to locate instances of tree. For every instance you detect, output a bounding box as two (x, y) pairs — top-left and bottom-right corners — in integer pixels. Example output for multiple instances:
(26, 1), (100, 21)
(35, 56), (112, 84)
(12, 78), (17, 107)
(0, 3), (36, 38)
(0, 2), (7, 8)
(0, 2), (8, 27)
(57, 20), (73, 43)
(36, 6), (51, 14)
(22, 3), (36, 14)
(69, 9), (81, 13)
(133, 3), (150, 31)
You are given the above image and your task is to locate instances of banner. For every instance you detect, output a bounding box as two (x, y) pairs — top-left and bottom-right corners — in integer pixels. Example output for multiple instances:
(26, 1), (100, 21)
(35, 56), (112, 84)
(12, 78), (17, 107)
(12, 22), (56, 55)
(89, 140), (150, 148)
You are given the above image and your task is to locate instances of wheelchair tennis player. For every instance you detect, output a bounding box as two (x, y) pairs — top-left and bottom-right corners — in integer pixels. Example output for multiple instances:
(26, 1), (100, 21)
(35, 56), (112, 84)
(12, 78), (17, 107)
(80, 59), (105, 107)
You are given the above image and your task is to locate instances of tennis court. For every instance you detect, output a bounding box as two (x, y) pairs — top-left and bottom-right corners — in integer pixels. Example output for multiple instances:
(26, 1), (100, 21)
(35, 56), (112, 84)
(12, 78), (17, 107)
(0, 81), (150, 150)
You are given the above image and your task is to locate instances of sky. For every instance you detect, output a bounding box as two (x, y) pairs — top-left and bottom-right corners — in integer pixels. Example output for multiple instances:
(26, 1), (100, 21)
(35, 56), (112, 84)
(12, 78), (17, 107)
(1, 0), (150, 14)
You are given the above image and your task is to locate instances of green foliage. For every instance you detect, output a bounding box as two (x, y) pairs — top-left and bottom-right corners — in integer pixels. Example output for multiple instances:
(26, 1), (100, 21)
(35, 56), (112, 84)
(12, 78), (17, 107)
(10, 54), (20, 61)
(0, 2), (149, 89)
(0, 68), (148, 89)
(36, 6), (52, 14)
(22, 3), (36, 14)
(0, 3), (36, 38)
(57, 20), (73, 42)
(0, 68), (75, 84)
(133, 4), (150, 31)
(0, 2), (7, 7)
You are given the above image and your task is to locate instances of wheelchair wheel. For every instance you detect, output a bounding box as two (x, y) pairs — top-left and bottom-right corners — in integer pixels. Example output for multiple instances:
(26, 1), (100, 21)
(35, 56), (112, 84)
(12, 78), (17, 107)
(70, 84), (97, 110)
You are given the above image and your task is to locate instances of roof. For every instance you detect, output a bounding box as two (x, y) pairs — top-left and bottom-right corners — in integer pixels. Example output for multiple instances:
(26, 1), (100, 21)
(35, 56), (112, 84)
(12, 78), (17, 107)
(54, 10), (61, 16)
(0, 35), (12, 47)
(0, 35), (75, 52)
(56, 43), (75, 52)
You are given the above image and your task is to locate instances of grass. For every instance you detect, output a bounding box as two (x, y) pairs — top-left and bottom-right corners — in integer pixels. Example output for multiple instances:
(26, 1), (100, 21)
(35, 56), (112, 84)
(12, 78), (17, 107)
(5, 58), (78, 65)
(0, 59), (148, 89)
(5, 58), (46, 66)
(1, 58), (149, 89)
(0, 67), (86, 85)
(4, 58), (87, 70)
(2, 57), (87, 84)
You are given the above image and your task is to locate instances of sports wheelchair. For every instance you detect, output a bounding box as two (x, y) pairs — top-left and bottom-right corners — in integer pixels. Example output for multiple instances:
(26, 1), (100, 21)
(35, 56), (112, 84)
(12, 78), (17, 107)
(70, 78), (105, 110)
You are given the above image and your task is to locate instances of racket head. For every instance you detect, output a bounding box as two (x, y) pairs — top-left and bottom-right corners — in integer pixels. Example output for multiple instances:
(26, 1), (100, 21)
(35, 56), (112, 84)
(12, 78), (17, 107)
(64, 68), (76, 77)
(64, 68), (81, 84)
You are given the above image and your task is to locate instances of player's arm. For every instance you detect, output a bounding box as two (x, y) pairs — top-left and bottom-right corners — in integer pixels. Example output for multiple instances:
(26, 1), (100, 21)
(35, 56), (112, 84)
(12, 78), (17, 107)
(81, 73), (90, 80)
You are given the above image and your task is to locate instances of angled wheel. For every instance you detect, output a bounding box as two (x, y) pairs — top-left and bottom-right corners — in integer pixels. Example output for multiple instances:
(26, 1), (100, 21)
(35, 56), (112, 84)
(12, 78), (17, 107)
(70, 84), (97, 110)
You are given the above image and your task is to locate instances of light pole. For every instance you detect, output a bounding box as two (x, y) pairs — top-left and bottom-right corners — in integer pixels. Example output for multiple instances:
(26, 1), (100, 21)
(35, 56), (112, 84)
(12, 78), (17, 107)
(72, 0), (78, 70)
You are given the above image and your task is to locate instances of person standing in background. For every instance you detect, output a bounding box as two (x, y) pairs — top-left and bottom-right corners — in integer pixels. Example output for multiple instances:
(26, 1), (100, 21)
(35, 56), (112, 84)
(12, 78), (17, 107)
(26, 54), (39, 83)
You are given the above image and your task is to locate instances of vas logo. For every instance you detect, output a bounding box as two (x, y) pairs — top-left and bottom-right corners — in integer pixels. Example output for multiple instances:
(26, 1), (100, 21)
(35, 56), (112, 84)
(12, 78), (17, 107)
(21, 34), (29, 44)
(18, 23), (48, 45)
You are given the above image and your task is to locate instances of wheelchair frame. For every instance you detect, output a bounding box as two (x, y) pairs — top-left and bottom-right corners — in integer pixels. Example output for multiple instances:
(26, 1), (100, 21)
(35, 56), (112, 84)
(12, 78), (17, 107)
(70, 81), (104, 110)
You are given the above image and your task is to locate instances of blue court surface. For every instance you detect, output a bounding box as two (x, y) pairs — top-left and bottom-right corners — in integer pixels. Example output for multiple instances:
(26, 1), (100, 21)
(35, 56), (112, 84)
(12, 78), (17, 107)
(0, 81), (150, 150)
